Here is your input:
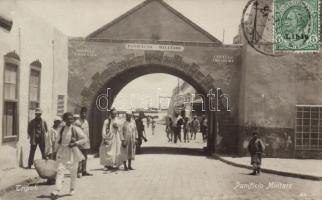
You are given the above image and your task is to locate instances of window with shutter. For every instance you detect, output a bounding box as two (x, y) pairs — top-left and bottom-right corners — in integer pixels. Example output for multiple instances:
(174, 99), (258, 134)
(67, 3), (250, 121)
(2, 51), (20, 142)
(28, 61), (41, 121)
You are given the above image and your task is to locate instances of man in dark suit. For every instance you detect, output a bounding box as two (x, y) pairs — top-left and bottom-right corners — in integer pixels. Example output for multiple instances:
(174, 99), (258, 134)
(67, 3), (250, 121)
(27, 108), (48, 169)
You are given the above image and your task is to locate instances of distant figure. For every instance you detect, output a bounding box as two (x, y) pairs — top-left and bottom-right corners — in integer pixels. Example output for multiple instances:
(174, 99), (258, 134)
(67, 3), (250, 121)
(190, 116), (200, 140)
(166, 117), (173, 142)
(247, 132), (265, 175)
(120, 112), (138, 170)
(151, 118), (156, 135)
(135, 112), (148, 154)
(200, 115), (208, 141)
(183, 117), (190, 143)
(27, 108), (48, 169)
(146, 116), (150, 128)
(172, 113), (183, 143)
(100, 108), (122, 170)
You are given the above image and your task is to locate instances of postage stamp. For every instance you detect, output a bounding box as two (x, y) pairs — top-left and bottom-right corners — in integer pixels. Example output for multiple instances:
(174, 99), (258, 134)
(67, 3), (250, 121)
(274, 0), (320, 52)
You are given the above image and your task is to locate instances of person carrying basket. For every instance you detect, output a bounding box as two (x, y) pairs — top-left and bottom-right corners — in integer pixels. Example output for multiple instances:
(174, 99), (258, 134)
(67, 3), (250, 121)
(50, 112), (87, 199)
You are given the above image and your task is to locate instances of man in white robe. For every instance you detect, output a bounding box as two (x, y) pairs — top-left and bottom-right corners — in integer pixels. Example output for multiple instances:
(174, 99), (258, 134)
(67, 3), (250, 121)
(100, 108), (122, 169)
(120, 112), (138, 170)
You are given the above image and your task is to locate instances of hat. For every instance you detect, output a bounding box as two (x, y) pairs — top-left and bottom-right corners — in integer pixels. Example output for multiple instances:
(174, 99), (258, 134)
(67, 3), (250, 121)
(125, 111), (132, 115)
(54, 116), (62, 121)
(35, 108), (42, 114)
(73, 114), (80, 118)
(139, 111), (145, 118)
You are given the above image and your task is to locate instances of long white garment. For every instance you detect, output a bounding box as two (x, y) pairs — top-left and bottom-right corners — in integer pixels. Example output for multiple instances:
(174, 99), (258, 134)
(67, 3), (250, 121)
(74, 119), (90, 149)
(56, 126), (86, 164)
(54, 125), (86, 193)
(120, 120), (138, 161)
(55, 162), (78, 192)
(45, 127), (59, 155)
(100, 118), (122, 167)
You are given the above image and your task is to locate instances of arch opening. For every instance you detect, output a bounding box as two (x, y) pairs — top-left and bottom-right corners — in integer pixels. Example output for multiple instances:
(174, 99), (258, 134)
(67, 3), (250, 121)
(88, 64), (219, 154)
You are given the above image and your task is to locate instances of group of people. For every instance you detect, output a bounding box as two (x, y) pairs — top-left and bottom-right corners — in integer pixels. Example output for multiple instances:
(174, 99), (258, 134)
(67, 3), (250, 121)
(146, 116), (157, 135)
(26, 106), (265, 199)
(165, 113), (208, 143)
(27, 107), (92, 198)
(99, 109), (147, 171)
(26, 107), (149, 199)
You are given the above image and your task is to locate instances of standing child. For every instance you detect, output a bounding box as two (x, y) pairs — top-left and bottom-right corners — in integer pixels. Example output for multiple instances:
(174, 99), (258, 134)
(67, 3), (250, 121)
(44, 116), (61, 185)
(45, 116), (62, 160)
(247, 132), (265, 175)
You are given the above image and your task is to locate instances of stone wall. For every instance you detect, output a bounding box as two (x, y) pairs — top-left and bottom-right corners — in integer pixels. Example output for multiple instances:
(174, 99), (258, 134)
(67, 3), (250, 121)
(68, 39), (241, 112)
(238, 44), (322, 158)
(68, 38), (242, 150)
(0, 1), (68, 169)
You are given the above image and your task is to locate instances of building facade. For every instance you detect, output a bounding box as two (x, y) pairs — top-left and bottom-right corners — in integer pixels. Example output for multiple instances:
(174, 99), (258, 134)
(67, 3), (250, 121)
(167, 81), (204, 120)
(0, 2), (68, 170)
(68, 0), (322, 158)
(1, 0), (321, 173)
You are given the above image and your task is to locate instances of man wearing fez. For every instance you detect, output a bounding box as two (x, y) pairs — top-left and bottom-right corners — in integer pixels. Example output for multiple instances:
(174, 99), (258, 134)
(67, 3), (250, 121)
(75, 107), (93, 177)
(27, 108), (48, 169)
(120, 112), (138, 170)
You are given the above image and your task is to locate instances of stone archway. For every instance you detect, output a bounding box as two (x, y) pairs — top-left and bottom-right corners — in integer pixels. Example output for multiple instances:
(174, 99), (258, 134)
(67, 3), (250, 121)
(80, 52), (216, 107)
(80, 53), (219, 153)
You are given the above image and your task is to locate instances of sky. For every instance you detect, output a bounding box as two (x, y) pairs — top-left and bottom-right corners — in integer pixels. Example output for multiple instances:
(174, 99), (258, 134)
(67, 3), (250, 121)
(11, 0), (248, 110)
(17, 0), (248, 44)
(112, 74), (182, 110)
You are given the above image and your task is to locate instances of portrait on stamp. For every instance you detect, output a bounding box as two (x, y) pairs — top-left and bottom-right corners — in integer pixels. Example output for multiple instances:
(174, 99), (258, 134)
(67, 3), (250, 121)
(274, 0), (320, 52)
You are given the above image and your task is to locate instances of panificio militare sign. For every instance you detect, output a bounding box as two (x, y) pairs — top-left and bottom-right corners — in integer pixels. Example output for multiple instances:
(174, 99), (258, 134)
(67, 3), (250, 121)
(125, 43), (184, 52)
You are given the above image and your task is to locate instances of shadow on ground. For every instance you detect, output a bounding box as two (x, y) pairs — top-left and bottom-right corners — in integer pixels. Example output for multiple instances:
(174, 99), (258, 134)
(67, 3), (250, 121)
(140, 146), (205, 156)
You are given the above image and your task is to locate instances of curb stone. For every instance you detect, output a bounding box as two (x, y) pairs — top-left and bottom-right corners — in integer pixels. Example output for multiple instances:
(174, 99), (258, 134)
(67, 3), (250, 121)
(212, 154), (322, 181)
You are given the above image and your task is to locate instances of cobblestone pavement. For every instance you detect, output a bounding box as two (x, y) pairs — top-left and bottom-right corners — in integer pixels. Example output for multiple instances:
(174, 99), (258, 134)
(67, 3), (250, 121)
(2, 124), (321, 200)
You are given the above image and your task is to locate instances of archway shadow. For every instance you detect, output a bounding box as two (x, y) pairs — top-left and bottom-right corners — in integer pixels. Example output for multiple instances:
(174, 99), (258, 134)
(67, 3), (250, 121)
(140, 146), (206, 156)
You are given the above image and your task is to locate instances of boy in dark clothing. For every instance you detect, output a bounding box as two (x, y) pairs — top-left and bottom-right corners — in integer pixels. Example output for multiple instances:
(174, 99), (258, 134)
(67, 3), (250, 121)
(247, 132), (265, 175)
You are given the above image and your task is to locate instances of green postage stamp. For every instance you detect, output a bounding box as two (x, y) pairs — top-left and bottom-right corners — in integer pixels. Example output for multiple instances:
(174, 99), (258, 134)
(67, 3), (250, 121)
(274, 0), (320, 52)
